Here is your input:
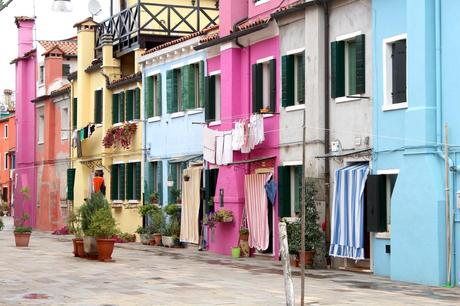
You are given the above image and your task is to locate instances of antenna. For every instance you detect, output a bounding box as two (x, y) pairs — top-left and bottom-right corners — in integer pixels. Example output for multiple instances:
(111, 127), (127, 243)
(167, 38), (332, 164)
(88, 0), (102, 17)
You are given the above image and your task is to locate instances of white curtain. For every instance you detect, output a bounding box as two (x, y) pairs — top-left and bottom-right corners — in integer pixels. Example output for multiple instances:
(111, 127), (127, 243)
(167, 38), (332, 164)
(180, 167), (202, 244)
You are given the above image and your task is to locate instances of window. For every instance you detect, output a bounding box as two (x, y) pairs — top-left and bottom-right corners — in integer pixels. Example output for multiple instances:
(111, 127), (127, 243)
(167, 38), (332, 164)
(278, 165), (302, 218)
(205, 73), (221, 122)
(383, 34), (407, 108)
(62, 64), (71, 77)
(331, 34), (365, 99)
(111, 164), (125, 201)
(167, 61), (205, 114)
(112, 92), (125, 124)
(148, 161), (163, 204)
(367, 172), (398, 233)
(10, 153), (15, 169)
(126, 162), (141, 201)
(4, 124), (8, 139)
(38, 109), (45, 144)
(252, 58), (276, 113)
(4, 153), (7, 170)
(146, 74), (162, 118)
(39, 65), (44, 83)
(72, 98), (77, 130)
(282, 51), (305, 107)
(113, 88), (140, 124)
(94, 89), (103, 124)
(168, 161), (185, 203)
(61, 107), (69, 139)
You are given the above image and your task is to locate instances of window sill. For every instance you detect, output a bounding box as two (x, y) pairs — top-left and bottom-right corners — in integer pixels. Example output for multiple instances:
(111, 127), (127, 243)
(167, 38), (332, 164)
(188, 108), (203, 115)
(171, 112), (185, 118)
(382, 102), (408, 112)
(335, 96), (362, 103)
(112, 122), (123, 127)
(147, 116), (161, 123)
(128, 200), (139, 204)
(255, 0), (271, 7)
(285, 104), (305, 112)
(263, 114), (274, 119)
(375, 232), (391, 239)
(61, 137), (68, 141)
(209, 120), (221, 127)
(95, 124), (103, 128)
(112, 200), (124, 204)
(37, 141), (44, 145)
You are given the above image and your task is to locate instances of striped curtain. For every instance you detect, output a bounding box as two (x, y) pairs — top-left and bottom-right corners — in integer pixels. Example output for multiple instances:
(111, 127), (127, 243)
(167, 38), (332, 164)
(329, 164), (369, 260)
(244, 173), (270, 251)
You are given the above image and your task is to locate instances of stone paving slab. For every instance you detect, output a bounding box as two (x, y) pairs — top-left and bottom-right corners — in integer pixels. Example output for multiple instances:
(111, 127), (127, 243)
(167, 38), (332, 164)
(0, 216), (459, 305)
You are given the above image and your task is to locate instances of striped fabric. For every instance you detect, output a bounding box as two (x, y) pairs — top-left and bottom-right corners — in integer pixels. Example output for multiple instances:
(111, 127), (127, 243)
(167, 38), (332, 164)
(244, 173), (270, 251)
(329, 164), (369, 260)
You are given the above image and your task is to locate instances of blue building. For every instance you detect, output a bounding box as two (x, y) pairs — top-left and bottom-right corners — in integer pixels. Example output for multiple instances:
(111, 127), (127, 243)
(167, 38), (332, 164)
(372, 0), (460, 286)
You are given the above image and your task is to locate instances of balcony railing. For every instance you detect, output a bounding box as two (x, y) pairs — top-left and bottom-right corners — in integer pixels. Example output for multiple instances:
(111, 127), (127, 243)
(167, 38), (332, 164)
(95, 1), (219, 54)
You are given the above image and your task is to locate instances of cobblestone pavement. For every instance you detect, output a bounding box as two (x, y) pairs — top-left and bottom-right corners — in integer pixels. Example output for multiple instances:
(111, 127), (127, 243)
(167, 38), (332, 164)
(0, 217), (459, 305)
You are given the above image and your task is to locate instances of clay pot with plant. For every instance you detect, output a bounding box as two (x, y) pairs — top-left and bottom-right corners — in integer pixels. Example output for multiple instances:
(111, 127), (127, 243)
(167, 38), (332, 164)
(88, 206), (118, 261)
(215, 209), (233, 223)
(68, 209), (84, 257)
(80, 193), (110, 258)
(161, 204), (181, 247)
(14, 213), (32, 247)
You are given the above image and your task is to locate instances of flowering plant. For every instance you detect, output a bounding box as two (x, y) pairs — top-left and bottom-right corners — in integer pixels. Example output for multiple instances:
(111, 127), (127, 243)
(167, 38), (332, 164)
(102, 122), (137, 149)
(203, 212), (217, 229)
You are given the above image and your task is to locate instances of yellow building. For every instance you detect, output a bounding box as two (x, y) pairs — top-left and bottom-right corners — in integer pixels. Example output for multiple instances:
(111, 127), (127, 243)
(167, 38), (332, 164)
(69, 0), (218, 234)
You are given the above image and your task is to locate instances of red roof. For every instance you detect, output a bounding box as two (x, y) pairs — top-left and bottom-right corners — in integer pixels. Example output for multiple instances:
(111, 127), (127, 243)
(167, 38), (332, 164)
(38, 39), (78, 57)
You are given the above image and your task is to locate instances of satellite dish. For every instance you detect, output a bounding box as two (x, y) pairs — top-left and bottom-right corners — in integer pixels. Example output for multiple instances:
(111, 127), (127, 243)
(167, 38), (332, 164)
(88, 0), (102, 17)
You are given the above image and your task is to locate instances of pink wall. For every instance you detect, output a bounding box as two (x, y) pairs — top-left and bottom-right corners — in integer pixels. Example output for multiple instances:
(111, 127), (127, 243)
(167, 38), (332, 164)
(14, 18), (37, 227)
(207, 37), (281, 259)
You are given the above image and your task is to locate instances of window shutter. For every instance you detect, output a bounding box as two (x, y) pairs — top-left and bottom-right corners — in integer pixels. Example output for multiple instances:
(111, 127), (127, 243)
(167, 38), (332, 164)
(168, 162), (178, 203)
(119, 92), (125, 122)
(62, 64), (70, 77)
(66, 168), (76, 201)
(182, 65), (195, 110)
(294, 165), (303, 213)
(112, 93), (119, 124)
(252, 63), (263, 113)
(282, 55), (294, 107)
(147, 162), (154, 200)
(94, 90), (103, 124)
(126, 163), (133, 200)
(277, 166), (291, 218)
(146, 76), (154, 118)
(72, 98), (77, 130)
(392, 39), (407, 104)
(157, 160), (163, 205)
(297, 52), (305, 103)
(355, 34), (365, 94)
(269, 59), (276, 112)
(135, 162), (141, 200)
(119, 164), (126, 200)
(134, 87), (141, 119)
(331, 41), (345, 98)
(366, 175), (387, 232)
(126, 90), (134, 121)
(166, 70), (177, 113)
(110, 165), (118, 200)
(199, 61), (205, 108)
(205, 76), (216, 122)
(205, 76), (210, 121)
(156, 74), (162, 116)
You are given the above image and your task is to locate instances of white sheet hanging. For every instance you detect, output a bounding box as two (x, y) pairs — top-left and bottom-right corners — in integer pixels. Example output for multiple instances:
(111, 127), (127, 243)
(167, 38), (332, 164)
(180, 167), (202, 244)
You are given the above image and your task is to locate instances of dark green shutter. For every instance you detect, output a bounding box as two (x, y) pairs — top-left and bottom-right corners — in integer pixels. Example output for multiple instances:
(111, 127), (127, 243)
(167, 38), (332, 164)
(205, 76), (216, 121)
(294, 165), (303, 213)
(366, 175), (387, 232)
(110, 165), (119, 200)
(135, 162), (141, 200)
(355, 34), (365, 95)
(392, 39), (407, 104)
(72, 98), (77, 130)
(156, 74), (162, 116)
(112, 93), (119, 124)
(278, 166), (291, 218)
(126, 90), (134, 121)
(119, 164), (126, 200)
(331, 41), (345, 98)
(157, 160), (163, 205)
(146, 76), (154, 118)
(119, 92), (125, 122)
(62, 64), (70, 76)
(252, 63), (263, 113)
(269, 59), (276, 112)
(94, 90), (103, 124)
(126, 163), (133, 200)
(282, 55), (294, 107)
(199, 61), (205, 108)
(166, 70), (177, 113)
(297, 52), (305, 103)
(182, 65), (195, 110)
(134, 87), (141, 119)
(168, 162), (178, 203)
(148, 162), (154, 200)
(66, 168), (76, 200)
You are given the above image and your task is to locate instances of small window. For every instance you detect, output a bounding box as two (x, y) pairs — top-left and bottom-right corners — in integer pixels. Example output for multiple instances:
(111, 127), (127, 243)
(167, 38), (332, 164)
(111, 164), (125, 201)
(38, 110), (45, 144)
(384, 174), (397, 232)
(252, 58), (276, 113)
(383, 35), (407, 107)
(62, 64), (71, 77)
(61, 107), (69, 139)
(148, 161), (163, 204)
(146, 74), (162, 118)
(94, 90), (103, 124)
(4, 124), (8, 139)
(39, 65), (44, 84)
(167, 62), (204, 114)
(4, 153), (7, 170)
(168, 161), (185, 203)
(205, 73), (221, 122)
(11, 154), (15, 169)
(126, 162), (141, 201)
(277, 165), (302, 218)
(282, 51), (305, 107)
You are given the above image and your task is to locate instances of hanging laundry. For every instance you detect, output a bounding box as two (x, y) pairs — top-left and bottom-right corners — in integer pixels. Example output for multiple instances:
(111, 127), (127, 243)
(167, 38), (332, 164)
(83, 125), (89, 139)
(79, 129), (84, 141)
(264, 174), (277, 206)
(180, 167), (202, 244)
(222, 132), (233, 165)
(203, 127), (217, 164)
(72, 130), (78, 148)
(241, 120), (251, 154)
(232, 121), (245, 151)
(250, 114), (265, 146)
(88, 124), (95, 137)
(215, 131), (224, 165)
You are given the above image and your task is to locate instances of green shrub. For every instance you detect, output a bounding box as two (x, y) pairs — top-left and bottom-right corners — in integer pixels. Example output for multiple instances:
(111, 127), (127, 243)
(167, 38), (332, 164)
(14, 213), (32, 233)
(138, 204), (160, 218)
(0, 218), (4, 231)
(164, 203), (181, 218)
(87, 206), (117, 239)
(80, 193), (109, 236)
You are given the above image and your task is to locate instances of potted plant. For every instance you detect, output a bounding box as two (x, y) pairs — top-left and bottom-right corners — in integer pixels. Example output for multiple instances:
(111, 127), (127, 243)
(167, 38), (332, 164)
(1, 201), (8, 216)
(170, 188), (182, 204)
(14, 213), (32, 247)
(286, 220), (301, 267)
(67, 209), (83, 257)
(303, 180), (323, 266)
(150, 208), (165, 246)
(215, 209), (233, 223)
(239, 227), (249, 241)
(136, 226), (153, 245)
(80, 193), (109, 258)
(0, 217), (4, 231)
(149, 192), (159, 204)
(87, 206), (118, 261)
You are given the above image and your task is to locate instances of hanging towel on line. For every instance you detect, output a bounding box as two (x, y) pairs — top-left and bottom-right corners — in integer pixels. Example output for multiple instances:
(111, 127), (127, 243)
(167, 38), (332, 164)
(203, 127), (216, 164)
(215, 131), (233, 165)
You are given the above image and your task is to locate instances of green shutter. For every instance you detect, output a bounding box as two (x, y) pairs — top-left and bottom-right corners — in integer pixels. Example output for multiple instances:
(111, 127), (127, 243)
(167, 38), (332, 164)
(157, 160), (163, 205)
(146, 76), (154, 118)
(126, 90), (134, 121)
(205, 76), (216, 121)
(252, 64), (263, 113)
(269, 59), (276, 112)
(119, 92), (125, 122)
(168, 162), (178, 203)
(94, 90), (103, 124)
(126, 163), (133, 200)
(331, 41), (345, 98)
(166, 70), (177, 113)
(348, 40), (357, 96)
(355, 34), (365, 94)
(156, 74), (162, 116)
(278, 166), (291, 218)
(119, 164), (126, 200)
(148, 162), (154, 200)
(72, 98), (77, 130)
(199, 61), (205, 108)
(135, 162), (141, 200)
(297, 52), (305, 103)
(294, 165), (303, 213)
(182, 65), (195, 110)
(112, 93), (119, 124)
(66, 168), (76, 201)
(134, 87), (141, 119)
(110, 165), (118, 200)
(282, 55), (294, 107)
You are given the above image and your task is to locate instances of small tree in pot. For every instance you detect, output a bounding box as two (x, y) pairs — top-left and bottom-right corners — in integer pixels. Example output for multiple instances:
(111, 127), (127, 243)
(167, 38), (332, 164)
(88, 206), (118, 261)
(68, 209), (84, 257)
(80, 193), (109, 257)
(14, 213), (32, 247)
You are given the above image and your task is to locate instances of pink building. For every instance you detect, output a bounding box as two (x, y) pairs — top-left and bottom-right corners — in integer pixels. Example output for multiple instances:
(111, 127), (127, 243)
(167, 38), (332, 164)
(11, 17), (37, 226)
(198, 0), (298, 259)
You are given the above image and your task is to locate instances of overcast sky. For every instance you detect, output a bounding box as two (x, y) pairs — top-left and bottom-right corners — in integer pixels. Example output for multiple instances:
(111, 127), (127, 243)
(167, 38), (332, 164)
(0, 0), (111, 102)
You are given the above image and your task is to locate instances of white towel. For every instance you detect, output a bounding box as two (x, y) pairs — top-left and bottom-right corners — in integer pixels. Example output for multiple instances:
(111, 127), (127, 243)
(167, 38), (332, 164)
(215, 131), (224, 165)
(203, 127), (216, 164)
(222, 132), (233, 165)
(232, 122), (244, 151)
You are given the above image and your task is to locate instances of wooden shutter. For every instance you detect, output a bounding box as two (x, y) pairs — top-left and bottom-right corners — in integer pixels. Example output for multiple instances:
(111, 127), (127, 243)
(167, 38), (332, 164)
(119, 164), (126, 200)
(146, 76), (154, 118)
(157, 160), (163, 205)
(366, 175), (387, 232)
(205, 76), (216, 122)
(166, 70), (177, 113)
(112, 93), (119, 124)
(72, 98), (77, 130)
(182, 65), (195, 110)
(147, 162), (154, 200)
(126, 90), (134, 121)
(126, 163), (133, 200)
(282, 55), (294, 107)
(62, 64), (70, 76)
(294, 165), (303, 213)
(392, 39), (407, 104)
(278, 166), (291, 218)
(252, 63), (263, 113)
(94, 90), (103, 124)
(331, 41), (345, 98)
(168, 162), (178, 203)
(119, 92), (125, 122)
(110, 164), (118, 200)
(269, 59), (276, 112)
(66, 168), (76, 201)
(156, 74), (162, 116)
(297, 52), (305, 103)
(134, 87), (141, 119)
(135, 162), (141, 200)
(355, 34), (365, 94)
(199, 61), (205, 108)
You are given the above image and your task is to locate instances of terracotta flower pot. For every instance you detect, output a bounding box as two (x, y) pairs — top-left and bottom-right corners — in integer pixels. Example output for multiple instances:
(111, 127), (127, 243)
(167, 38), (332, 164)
(290, 254), (300, 267)
(14, 232), (31, 247)
(153, 233), (162, 246)
(75, 239), (85, 258)
(96, 238), (115, 261)
(240, 232), (249, 241)
(72, 238), (78, 256)
(83, 236), (98, 257)
(304, 250), (315, 266)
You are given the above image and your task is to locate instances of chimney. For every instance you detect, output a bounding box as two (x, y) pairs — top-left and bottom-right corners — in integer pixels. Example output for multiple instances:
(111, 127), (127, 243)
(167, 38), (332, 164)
(3, 90), (14, 112)
(219, 0), (248, 37)
(15, 16), (35, 57)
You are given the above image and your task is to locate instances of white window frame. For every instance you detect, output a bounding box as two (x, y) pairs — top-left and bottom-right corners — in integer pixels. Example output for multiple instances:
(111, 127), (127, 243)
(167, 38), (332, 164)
(61, 107), (69, 140)
(208, 71), (222, 124)
(37, 107), (45, 145)
(382, 33), (408, 111)
(375, 169), (399, 239)
(4, 124), (8, 139)
(3, 153), (7, 170)
(254, 0), (270, 6)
